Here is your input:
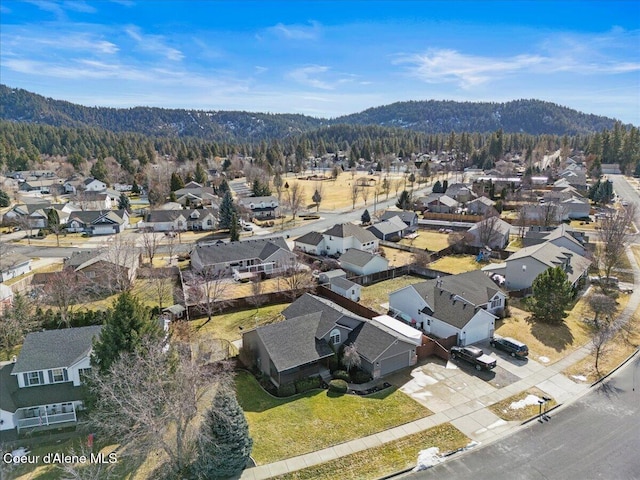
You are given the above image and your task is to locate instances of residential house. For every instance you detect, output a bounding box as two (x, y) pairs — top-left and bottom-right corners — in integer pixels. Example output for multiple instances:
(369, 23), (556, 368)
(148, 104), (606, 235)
(83, 178), (107, 192)
(237, 196), (279, 220)
(18, 178), (63, 194)
(190, 236), (296, 277)
(424, 194), (459, 213)
(64, 249), (139, 292)
(380, 210), (418, 231)
(523, 225), (588, 256)
(339, 248), (389, 276)
(143, 208), (217, 232)
(2, 202), (50, 228)
(242, 294), (419, 386)
(444, 183), (476, 203)
(293, 222), (379, 256)
(559, 169), (587, 191)
(466, 196), (497, 216)
(465, 217), (512, 249)
(389, 270), (506, 345)
(317, 269), (347, 284)
(74, 191), (112, 211)
(0, 326), (101, 432)
(66, 210), (129, 235)
(482, 241), (591, 291)
(367, 215), (407, 241)
(174, 182), (217, 207)
(0, 284), (13, 312)
(63, 176), (84, 195)
(1, 253), (31, 282)
(560, 197), (591, 220)
(329, 276), (361, 302)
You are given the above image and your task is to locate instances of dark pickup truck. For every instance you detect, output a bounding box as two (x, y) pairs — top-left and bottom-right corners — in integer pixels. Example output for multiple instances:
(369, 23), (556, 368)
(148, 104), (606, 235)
(450, 346), (497, 371)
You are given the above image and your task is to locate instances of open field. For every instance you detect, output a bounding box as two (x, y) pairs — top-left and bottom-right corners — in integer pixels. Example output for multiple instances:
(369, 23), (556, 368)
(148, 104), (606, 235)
(428, 255), (499, 274)
(236, 371), (432, 464)
(359, 275), (426, 313)
(272, 423), (469, 480)
(14, 232), (87, 247)
(400, 230), (451, 252)
(276, 172), (407, 212)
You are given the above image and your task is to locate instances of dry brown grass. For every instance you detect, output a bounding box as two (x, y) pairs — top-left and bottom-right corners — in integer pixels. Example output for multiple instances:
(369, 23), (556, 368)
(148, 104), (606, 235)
(489, 387), (557, 421)
(359, 275), (426, 313)
(400, 230), (451, 252)
(428, 255), (497, 274)
(380, 246), (416, 267)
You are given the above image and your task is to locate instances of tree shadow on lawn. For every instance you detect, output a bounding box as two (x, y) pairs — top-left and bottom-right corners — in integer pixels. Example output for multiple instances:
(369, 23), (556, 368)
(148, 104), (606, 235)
(526, 315), (574, 352)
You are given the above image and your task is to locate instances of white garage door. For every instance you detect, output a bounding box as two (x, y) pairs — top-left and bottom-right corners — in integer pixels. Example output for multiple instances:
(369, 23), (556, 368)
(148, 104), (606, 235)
(462, 323), (489, 346)
(93, 225), (115, 235)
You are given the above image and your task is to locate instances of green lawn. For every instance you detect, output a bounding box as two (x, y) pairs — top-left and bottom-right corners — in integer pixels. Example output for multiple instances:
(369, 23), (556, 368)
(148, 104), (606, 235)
(236, 371), (432, 464)
(359, 275), (426, 313)
(273, 423), (469, 480)
(191, 303), (288, 343)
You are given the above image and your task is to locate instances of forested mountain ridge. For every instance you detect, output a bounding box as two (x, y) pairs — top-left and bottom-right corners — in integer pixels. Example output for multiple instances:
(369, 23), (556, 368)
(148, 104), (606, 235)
(0, 84), (627, 142)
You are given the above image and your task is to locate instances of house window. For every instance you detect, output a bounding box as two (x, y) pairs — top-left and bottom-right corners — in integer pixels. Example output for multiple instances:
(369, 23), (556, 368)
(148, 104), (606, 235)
(329, 329), (341, 345)
(27, 371), (42, 386)
(86, 271), (96, 279)
(79, 368), (92, 383)
(50, 368), (65, 383)
(491, 297), (501, 309)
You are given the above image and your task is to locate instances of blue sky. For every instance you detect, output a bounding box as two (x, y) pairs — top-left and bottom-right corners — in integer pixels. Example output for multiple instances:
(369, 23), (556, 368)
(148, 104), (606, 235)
(1, 1), (639, 124)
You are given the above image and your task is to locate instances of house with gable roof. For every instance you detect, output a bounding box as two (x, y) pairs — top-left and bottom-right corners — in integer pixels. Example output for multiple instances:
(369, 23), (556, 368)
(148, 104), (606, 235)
(293, 222), (378, 256)
(389, 270), (506, 345)
(66, 209), (129, 235)
(1, 253), (32, 282)
(379, 210), (418, 231)
(339, 248), (389, 276)
(237, 195), (279, 220)
(143, 208), (217, 232)
(241, 294), (419, 385)
(190, 236), (296, 277)
(367, 215), (407, 241)
(0, 326), (101, 432)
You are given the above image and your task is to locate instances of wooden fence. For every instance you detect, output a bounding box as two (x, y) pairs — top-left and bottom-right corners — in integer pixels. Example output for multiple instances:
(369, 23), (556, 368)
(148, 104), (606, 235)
(417, 334), (458, 361)
(316, 285), (379, 319)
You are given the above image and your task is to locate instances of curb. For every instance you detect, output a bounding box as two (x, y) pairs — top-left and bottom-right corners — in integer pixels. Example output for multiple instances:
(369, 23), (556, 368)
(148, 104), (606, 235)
(589, 347), (640, 388)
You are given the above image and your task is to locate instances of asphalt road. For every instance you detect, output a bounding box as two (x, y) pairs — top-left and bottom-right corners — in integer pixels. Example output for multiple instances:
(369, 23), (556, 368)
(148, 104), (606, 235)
(404, 353), (640, 480)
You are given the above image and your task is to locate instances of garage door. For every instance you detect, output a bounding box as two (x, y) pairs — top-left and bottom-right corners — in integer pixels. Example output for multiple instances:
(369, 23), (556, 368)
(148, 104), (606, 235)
(462, 323), (489, 346)
(380, 351), (410, 377)
(93, 225), (115, 235)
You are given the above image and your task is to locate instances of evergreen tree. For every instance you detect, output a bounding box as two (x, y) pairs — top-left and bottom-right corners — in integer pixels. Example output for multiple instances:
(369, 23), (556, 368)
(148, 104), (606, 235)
(118, 193), (131, 212)
(442, 179), (448, 192)
(432, 180), (443, 193)
(530, 267), (574, 325)
(361, 209), (371, 224)
(131, 180), (140, 195)
(170, 172), (185, 192)
(252, 179), (271, 197)
(90, 158), (108, 183)
(91, 292), (161, 374)
(229, 213), (240, 241)
(219, 191), (236, 229)
(195, 161), (207, 184)
(312, 189), (322, 212)
(0, 189), (11, 207)
(396, 190), (413, 210)
(192, 386), (253, 479)
(218, 178), (229, 194)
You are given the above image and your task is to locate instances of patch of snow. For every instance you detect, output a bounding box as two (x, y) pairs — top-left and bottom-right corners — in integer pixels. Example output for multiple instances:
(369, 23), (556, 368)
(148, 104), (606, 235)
(445, 361), (459, 370)
(413, 447), (442, 471)
(510, 394), (542, 410)
(538, 356), (550, 363)
(572, 375), (588, 382)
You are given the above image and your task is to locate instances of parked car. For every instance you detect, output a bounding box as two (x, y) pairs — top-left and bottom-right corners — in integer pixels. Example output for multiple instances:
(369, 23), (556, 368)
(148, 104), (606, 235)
(490, 336), (529, 358)
(450, 346), (497, 371)
(242, 224), (253, 231)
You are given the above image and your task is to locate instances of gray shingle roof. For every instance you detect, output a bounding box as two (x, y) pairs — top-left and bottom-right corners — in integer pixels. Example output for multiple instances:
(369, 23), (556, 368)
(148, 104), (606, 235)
(349, 321), (413, 363)
(256, 312), (334, 372)
(368, 216), (406, 236)
(192, 236), (291, 267)
(1, 253), (31, 271)
(146, 209), (186, 223)
(339, 249), (382, 268)
(12, 326), (102, 374)
(323, 223), (377, 244)
(295, 231), (325, 246)
(380, 210), (417, 224)
(330, 276), (358, 291)
(411, 270), (502, 310)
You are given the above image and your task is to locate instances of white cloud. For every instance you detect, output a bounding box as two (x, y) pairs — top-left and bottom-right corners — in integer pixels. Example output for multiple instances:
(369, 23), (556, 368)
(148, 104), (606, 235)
(266, 21), (321, 40)
(125, 25), (184, 61)
(396, 47), (640, 88)
(286, 65), (334, 90)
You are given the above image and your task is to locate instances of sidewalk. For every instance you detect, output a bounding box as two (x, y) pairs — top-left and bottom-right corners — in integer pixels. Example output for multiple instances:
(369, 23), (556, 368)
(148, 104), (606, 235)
(240, 246), (640, 480)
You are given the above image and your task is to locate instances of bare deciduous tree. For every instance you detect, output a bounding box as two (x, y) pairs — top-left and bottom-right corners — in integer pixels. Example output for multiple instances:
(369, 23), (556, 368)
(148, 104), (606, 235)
(285, 182), (304, 219)
(186, 267), (231, 324)
(40, 269), (86, 327)
(350, 182), (360, 210)
(476, 212), (505, 248)
(86, 336), (231, 477)
(360, 185), (370, 205)
(594, 205), (636, 289)
(147, 271), (175, 310)
(588, 293), (618, 330)
(101, 237), (138, 294)
(341, 343), (361, 371)
(140, 229), (161, 265)
(280, 257), (315, 297)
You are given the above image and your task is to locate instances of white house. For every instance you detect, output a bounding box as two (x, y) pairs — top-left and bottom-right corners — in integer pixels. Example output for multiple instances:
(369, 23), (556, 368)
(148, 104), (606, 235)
(1, 253), (32, 282)
(339, 248), (389, 276)
(144, 209), (217, 232)
(389, 270), (506, 345)
(465, 217), (512, 249)
(467, 196), (497, 216)
(1, 326), (101, 432)
(83, 178), (107, 192)
(329, 276), (362, 302)
(294, 222), (379, 256)
(482, 241), (591, 291)
(237, 196), (279, 219)
(523, 225), (588, 255)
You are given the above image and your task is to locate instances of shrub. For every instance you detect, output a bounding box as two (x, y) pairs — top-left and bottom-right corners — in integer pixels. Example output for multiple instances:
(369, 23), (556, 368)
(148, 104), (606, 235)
(277, 382), (296, 397)
(327, 354), (340, 372)
(351, 370), (372, 384)
(332, 370), (350, 382)
(328, 379), (348, 394)
(294, 376), (322, 394)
